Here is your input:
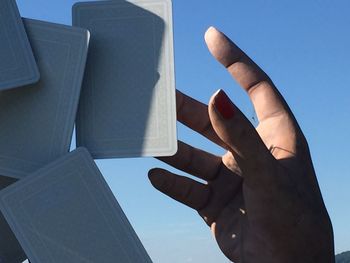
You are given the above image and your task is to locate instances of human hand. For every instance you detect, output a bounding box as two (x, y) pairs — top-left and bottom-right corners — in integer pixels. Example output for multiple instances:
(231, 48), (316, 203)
(148, 27), (335, 263)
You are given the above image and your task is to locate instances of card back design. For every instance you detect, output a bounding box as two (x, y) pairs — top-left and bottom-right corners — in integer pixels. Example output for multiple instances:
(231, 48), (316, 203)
(0, 176), (27, 263)
(0, 19), (90, 179)
(0, 0), (40, 91)
(0, 148), (153, 263)
(73, 0), (177, 158)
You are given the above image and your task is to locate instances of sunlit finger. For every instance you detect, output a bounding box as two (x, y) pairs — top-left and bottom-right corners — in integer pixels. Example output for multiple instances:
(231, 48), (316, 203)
(205, 27), (293, 123)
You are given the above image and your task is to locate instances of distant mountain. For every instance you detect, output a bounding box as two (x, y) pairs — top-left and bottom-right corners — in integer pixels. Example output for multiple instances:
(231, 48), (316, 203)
(336, 251), (350, 263)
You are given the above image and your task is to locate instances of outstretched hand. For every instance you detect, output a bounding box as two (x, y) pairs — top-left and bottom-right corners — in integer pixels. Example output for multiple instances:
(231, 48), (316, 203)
(148, 27), (334, 263)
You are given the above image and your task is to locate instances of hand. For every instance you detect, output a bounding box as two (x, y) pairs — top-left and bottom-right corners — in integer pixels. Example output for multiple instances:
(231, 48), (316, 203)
(148, 27), (334, 263)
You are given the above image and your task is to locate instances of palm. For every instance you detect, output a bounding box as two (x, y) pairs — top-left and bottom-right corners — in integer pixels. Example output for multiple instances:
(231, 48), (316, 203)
(149, 27), (334, 263)
(210, 116), (299, 261)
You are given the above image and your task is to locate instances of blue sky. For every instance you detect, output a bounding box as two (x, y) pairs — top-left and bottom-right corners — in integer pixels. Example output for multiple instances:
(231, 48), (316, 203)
(17, 0), (350, 262)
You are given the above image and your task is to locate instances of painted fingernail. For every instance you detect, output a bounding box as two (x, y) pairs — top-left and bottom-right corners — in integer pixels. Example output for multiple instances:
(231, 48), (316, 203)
(214, 89), (235, 119)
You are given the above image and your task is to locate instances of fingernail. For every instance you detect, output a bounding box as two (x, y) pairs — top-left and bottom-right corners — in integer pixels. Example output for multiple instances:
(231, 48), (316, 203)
(207, 26), (217, 32)
(214, 89), (235, 119)
(205, 26), (218, 40)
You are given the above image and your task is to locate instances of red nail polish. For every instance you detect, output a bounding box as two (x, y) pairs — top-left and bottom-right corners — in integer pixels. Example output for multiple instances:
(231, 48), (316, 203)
(214, 90), (235, 119)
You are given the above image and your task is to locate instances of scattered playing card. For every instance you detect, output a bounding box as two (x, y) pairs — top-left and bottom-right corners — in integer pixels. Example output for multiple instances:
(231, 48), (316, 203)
(0, 0), (39, 91)
(73, 0), (177, 158)
(0, 148), (153, 263)
(0, 176), (27, 263)
(0, 19), (89, 179)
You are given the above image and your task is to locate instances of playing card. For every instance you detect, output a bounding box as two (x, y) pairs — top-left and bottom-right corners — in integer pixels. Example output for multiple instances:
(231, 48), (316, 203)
(0, 19), (89, 179)
(0, 176), (27, 263)
(73, 0), (177, 158)
(0, 0), (39, 91)
(0, 148), (153, 263)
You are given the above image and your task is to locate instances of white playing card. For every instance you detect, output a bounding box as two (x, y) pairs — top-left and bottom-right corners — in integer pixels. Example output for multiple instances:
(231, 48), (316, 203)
(73, 0), (177, 158)
(0, 148), (153, 263)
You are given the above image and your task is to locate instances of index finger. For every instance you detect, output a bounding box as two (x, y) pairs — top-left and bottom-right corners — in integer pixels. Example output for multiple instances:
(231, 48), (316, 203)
(204, 27), (293, 123)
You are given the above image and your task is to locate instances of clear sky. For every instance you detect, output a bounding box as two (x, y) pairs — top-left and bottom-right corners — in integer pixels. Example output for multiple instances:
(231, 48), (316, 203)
(17, 0), (350, 262)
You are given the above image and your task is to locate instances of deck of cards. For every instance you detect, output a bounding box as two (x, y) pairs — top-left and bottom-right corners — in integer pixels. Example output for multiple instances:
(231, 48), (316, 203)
(0, 0), (176, 262)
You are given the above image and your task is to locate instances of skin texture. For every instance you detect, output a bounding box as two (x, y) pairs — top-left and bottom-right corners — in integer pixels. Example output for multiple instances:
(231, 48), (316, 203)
(148, 27), (335, 263)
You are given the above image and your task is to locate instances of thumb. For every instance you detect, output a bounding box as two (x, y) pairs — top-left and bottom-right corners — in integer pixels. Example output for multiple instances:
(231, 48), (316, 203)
(208, 89), (273, 173)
